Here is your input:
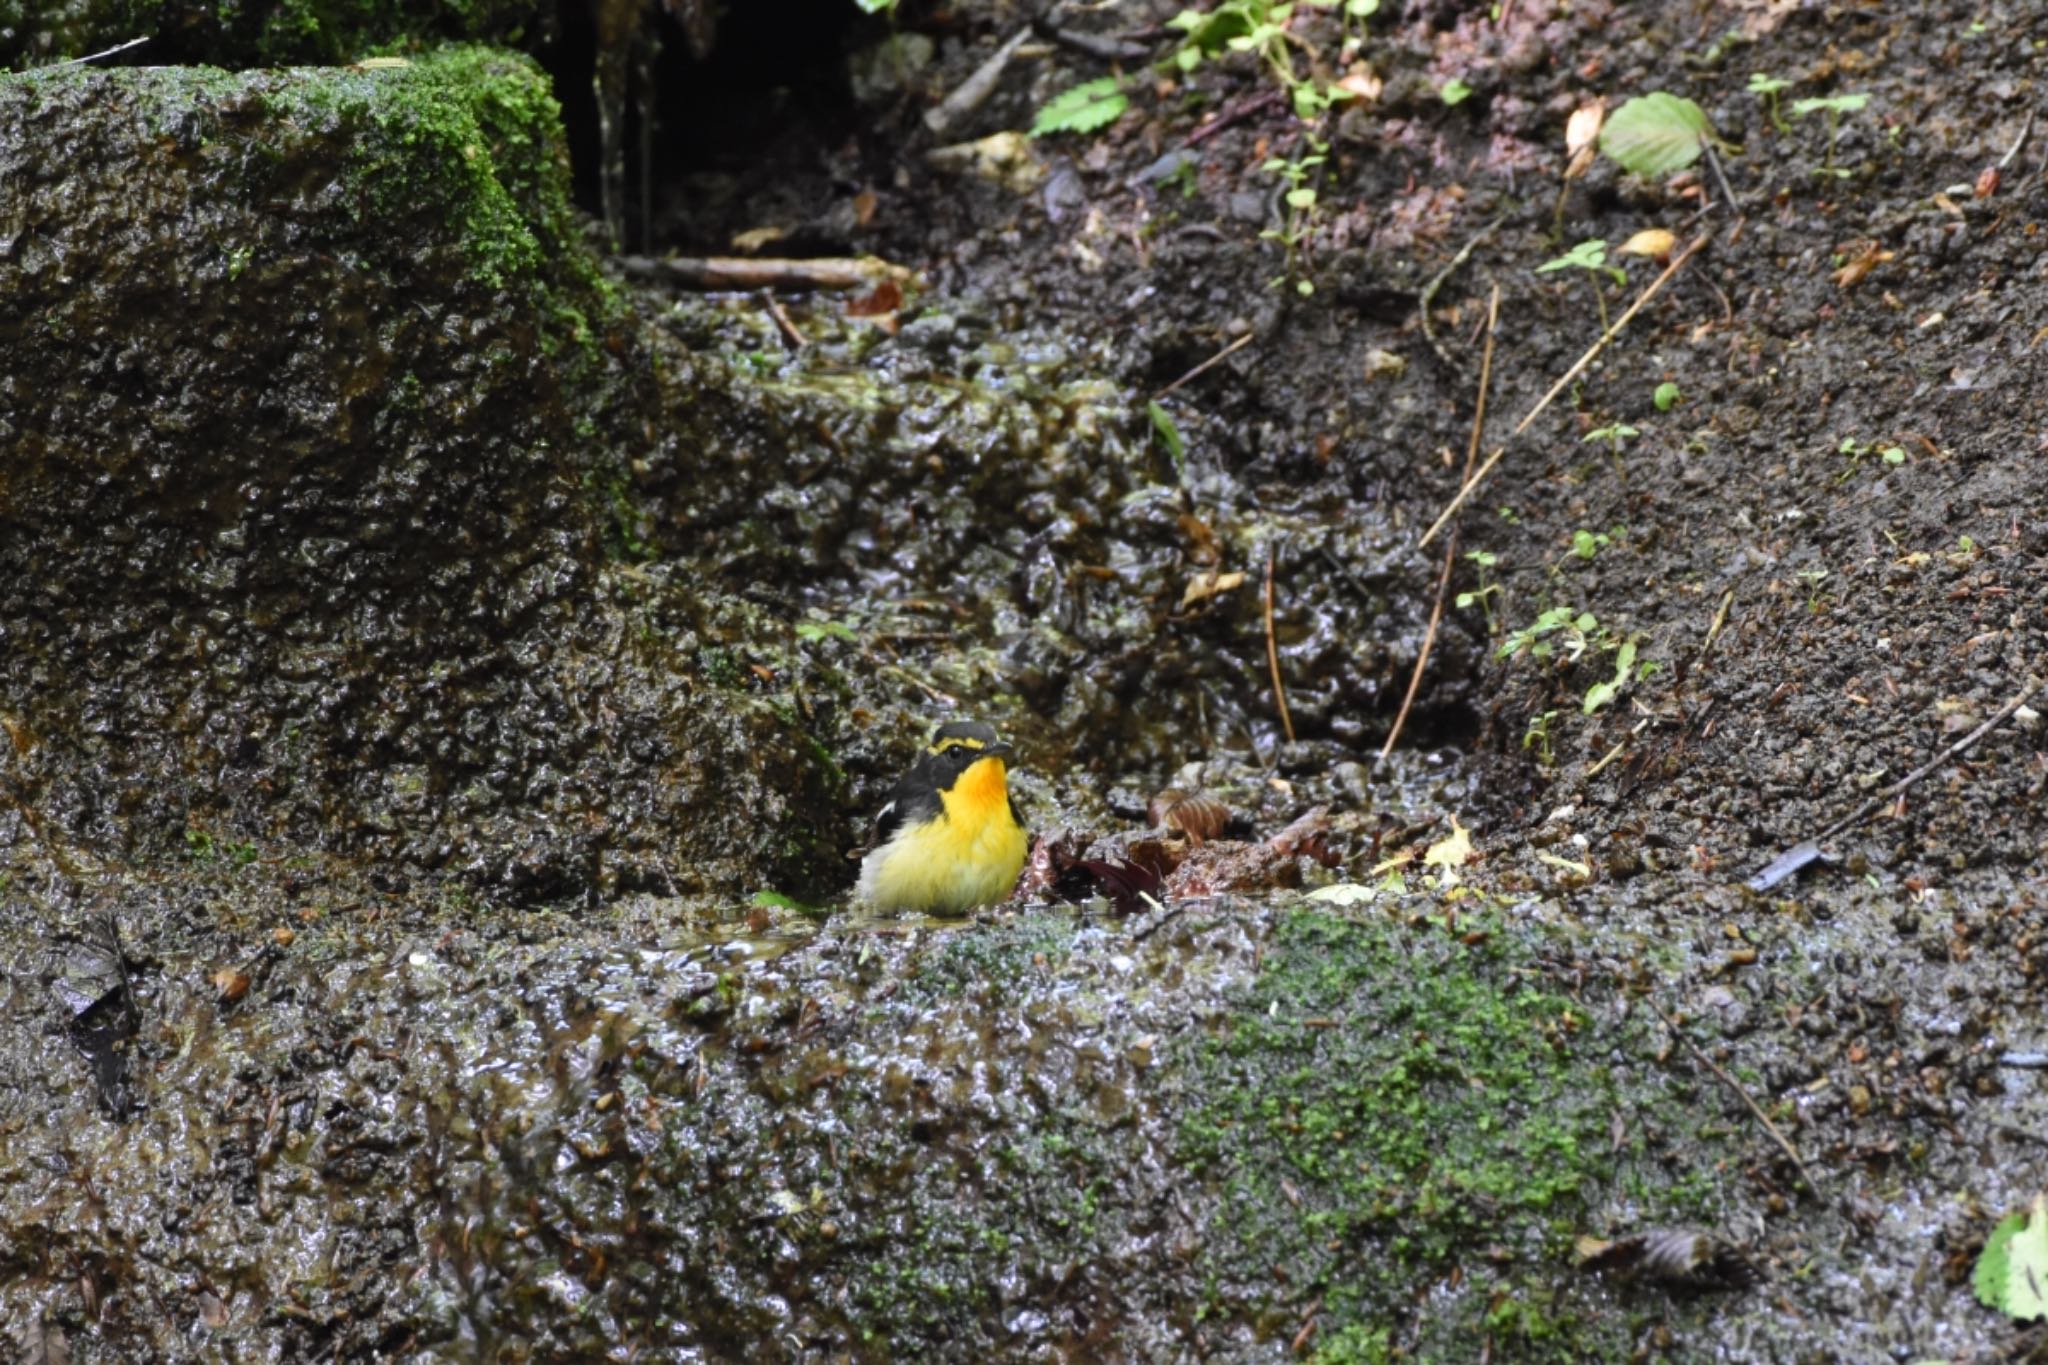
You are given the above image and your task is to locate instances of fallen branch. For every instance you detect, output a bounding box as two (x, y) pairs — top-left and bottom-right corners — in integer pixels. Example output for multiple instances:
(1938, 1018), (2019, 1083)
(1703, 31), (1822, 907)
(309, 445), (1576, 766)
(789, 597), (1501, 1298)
(1379, 284), (1500, 770)
(925, 25), (1032, 137)
(1654, 1001), (1819, 1198)
(759, 288), (807, 350)
(618, 255), (916, 292)
(1418, 231), (1710, 548)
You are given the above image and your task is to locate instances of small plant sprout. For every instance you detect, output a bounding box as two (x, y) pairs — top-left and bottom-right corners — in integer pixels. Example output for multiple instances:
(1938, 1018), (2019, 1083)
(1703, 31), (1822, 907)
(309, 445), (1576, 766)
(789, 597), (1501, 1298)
(1262, 134), (1330, 294)
(1581, 635), (1643, 715)
(1440, 76), (1475, 106)
(1031, 77), (1129, 137)
(1498, 606), (1602, 663)
(1791, 91), (1870, 178)
(1747, 73), (1792, 132)
(1538, 238), (1625, 333)
(1455, 549), (1502, 630)
(1523, 709), (1559, 767)
(1653, 381), (1682, 411)
(1583, 422), (1639, 471)
(1795, 566), (1830, 613)
(1568, 527), (1618, 560)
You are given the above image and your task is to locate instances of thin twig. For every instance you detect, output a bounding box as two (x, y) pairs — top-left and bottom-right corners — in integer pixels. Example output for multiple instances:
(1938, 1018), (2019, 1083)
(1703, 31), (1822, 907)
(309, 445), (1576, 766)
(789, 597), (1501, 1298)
(1152, 332), (1254, 401)
(618, 255), (915, 292)
(1700, 140), (1743, 217)
(759, 288), (807, 350)
(1654, 1001), (1818, 1197)
(1815, 672), (2044, 843)
(1997, 109), (2036, 171)
(1264, 544), (1295, 744)
(43, 34), (148, 66)
(1418, 214), (1504, 371)
(924, 25), (1032, 136)
(1379, 284), (1500, 770)
(1418, 231), (1710, 548)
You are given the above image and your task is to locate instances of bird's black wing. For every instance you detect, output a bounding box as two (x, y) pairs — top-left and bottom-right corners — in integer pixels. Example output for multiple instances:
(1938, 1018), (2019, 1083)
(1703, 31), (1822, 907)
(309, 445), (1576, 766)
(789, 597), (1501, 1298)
(872, 758), (944, 847)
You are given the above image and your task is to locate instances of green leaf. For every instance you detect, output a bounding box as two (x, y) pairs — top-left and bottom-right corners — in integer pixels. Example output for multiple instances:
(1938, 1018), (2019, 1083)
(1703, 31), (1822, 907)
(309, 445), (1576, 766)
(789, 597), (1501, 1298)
(1583, 638), (1638, 715)
(1147, 401), (1186, 477)
(1599, 92), (1713, 177)
(1285, 187), (1318, 209)
(853, 0), (896, 11)
(1653, 381), (1681, 411)
(1031, 78), (1129, 137)
(1538, 239), (1609, 273)
(1791, 92), (1871, 117)
(1880, 445), (1906, 465)
(1977, 1198), (2048, 1320)
(1746, 73), (1790, 95)
(1570, 529), (1604, 559)
(1440, 77), (1474, 106)
(795, 619), (857, 643)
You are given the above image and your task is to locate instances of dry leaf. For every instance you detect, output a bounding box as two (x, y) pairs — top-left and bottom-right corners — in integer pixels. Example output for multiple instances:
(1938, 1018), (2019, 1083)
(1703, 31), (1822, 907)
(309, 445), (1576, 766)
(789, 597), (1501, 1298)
(730, 225), (791, 254)
(852, 189), (879, 227)
(845, 279), (903, 318)
(1618, 227), (1675, 259)
(1335, 66), (1383, 103)
(1832, 242), (1894, 289)
(926, 131), (1047, 193)
(1565, 100), (1606, 158)
(1180, 570), (1246, 610)
(1423, 815), (1476, 884)
(1363, 348), (1406, 381)
(212, 968), (250, 1003)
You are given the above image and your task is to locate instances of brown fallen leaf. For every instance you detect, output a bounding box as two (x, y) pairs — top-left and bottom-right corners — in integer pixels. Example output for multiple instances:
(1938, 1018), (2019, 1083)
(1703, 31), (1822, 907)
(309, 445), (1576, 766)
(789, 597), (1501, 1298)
(1618, 227), (1675, 259)
(1832, 241), (1895, 289)
(1180, 570), (1246, 611)
(212, 968), (250, 1003)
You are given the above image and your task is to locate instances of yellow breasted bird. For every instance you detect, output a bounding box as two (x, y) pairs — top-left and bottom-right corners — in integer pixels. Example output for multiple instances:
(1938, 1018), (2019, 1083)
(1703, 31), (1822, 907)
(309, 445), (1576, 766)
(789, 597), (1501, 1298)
(856, 721), (1028, 915)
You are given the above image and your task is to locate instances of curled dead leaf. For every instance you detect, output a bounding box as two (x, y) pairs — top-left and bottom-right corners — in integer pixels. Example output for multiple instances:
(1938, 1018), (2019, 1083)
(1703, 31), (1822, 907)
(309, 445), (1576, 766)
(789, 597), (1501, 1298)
(1148, 788), (1232, 844)
(1180, 570), (1246, 611)
(212, 967), (250, 1003)
(1618, 227), (1676, 259)
(1832, 242), (1894, 290)
(1565, 100), (1606, 160)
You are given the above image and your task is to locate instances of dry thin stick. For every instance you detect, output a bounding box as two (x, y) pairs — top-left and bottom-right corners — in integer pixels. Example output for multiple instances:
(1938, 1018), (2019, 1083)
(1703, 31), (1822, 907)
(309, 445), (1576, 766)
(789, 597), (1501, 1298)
(618, 255), (914, 292)
(1418, 231), (1710, 548)
(759, 288), (807, 350)
(1152, 332), (1254, 401)
(1816, 672), (2044, 843)
(46, 34), (148, 66)
(1264, 544), (1295, 744)
(1654, 1001), (1819, 1196)
(1379, 284), (1500, 769)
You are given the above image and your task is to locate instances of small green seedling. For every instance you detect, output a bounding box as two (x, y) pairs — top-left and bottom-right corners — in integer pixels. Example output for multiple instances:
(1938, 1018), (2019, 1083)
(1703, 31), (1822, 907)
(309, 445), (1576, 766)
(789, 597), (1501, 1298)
(1262, 135), (1329, 294)
(1747, 73), (1791, 132)
(1791, 92), (1870, 178)
(1032, 77), (1129, 137)
(1568, 527), (1619, 560)
(1584, 422), (1639, 461)
(1147, 400), (1188, 481)
(1499, 606), (1602, 663)
(1581, 635), (1643, 715)
(1441, 77), (1474, 106)
(1653, 381), (1682, 411)
(1522, 709), (1559, 767)
(1538, 239), (1625, 333)
(795, 616), (858, 644)
(1455, 548), (1502, 630)
(1795, 566), (1830, 613)
(1975, 1197), (2048, 1322)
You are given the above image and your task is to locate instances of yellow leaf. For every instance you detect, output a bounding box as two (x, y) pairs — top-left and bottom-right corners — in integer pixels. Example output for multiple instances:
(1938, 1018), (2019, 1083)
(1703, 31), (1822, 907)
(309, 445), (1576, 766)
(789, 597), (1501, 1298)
(1423, 816), (1476, 884)
(1565, 100), (1606, 159)
(1618, 228), (1676, 258)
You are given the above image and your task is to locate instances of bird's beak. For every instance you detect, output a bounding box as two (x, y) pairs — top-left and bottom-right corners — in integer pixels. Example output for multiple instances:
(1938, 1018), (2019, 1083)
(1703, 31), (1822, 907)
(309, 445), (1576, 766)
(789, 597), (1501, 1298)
(982, 742), (1015, 762)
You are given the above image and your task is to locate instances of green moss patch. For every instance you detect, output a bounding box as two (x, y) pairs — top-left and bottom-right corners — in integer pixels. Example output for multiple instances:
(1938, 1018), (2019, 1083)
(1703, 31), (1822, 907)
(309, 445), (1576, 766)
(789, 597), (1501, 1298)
(1180, 907), (1725, 1358)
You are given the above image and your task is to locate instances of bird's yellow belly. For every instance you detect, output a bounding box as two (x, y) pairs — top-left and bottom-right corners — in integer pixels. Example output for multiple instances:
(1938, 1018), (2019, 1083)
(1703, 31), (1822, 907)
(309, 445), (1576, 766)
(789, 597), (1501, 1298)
(857, 808), (1028, 915)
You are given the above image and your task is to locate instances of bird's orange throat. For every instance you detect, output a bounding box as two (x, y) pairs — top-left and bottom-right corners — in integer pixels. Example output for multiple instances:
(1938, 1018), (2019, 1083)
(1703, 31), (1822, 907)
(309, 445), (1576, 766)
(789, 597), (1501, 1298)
(944, 756), (1011, 825)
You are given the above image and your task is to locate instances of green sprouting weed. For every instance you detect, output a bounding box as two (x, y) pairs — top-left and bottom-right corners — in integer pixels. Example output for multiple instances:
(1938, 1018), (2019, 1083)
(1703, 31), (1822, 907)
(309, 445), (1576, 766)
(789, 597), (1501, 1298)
(1440, 77), (1474, 106)
(1568, 528), (1614, 560)
(1653, 381), (1681, 411)
(1148, 400), (1188, 481)
(1791, 92), (1870, 178)
(1747, 73), (1791, 133)
(1538, 240), (1624, 334)
(1498, 606), (1603, 663)
(795, 617), (858, 644)
(1581, 636), (1640, 715)
(1455, 548), (1502, 631)
(1032, 77), (1129, 137)
(1583, 423), (1639, 464)
(1795, 566), (1830, 613)
(1261, 134), (1330, 294)
(1522, 709), (1558, 767)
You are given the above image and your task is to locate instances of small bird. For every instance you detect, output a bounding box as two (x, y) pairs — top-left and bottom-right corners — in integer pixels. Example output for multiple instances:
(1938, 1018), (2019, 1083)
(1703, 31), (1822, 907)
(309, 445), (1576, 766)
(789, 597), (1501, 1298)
(856, 720), (1029, 916)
